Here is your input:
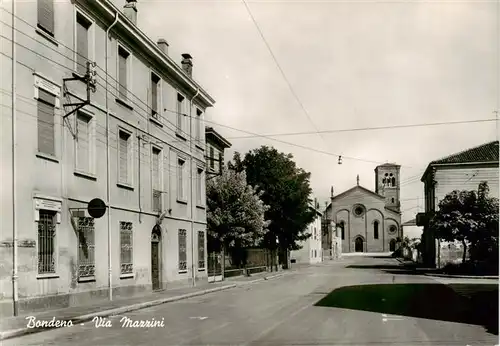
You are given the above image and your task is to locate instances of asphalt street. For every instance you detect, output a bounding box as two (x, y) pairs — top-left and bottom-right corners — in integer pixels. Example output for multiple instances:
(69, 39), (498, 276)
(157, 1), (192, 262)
(4, 255), (499, 346)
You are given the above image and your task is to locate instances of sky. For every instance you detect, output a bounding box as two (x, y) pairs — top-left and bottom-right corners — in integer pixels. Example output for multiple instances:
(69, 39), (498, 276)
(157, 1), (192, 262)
(124, 0), (498, 223)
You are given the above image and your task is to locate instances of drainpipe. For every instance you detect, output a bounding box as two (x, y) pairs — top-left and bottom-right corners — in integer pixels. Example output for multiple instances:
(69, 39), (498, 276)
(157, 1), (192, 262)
(105, 13), (119, 301)
(190, 88), (200, 287)
(11, 0), (18, 316)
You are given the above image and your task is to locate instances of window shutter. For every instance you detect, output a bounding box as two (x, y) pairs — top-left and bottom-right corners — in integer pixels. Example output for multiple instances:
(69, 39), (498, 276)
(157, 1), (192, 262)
(76, 113), (90, 172)
(152, 148), (160, 190)
(37, 0), (54, 35)
(151, 79), (157, 114)
(119, 132), (129, 182)
(118, 49), (128, 99)
(37, 89), (55, 156)
(76, 16), (89, 75)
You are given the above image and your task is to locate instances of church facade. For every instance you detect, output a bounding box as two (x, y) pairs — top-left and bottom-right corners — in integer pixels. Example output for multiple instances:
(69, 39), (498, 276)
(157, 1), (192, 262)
(325, 163), (402, 253)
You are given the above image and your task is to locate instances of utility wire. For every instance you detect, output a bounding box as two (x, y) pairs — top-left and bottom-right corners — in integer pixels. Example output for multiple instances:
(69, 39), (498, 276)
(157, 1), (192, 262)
(241, 0), (330, 151)
(226, 118), (497, 139)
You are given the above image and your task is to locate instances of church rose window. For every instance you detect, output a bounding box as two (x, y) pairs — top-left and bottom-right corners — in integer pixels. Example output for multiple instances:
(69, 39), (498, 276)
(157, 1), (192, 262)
(389, 225), (397, 235)
(353, 205), (364, 217)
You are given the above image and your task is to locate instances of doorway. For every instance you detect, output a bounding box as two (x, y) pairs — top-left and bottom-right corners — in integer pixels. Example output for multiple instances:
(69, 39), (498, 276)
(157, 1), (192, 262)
(389, 239), (396, 252)
(354, 237), (364, 252)
(151, 225), (162, 291)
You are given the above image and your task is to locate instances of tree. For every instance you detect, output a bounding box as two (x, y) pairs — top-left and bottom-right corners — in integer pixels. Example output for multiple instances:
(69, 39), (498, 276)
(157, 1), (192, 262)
(229, 146), (317, 267)
(206, 167), (269, 252)
(429, 182), (499, 264)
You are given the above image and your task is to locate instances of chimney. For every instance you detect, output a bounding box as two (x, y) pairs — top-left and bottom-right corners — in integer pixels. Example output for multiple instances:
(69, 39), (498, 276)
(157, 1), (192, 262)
(181, 53), (193, 77)
(123, 0), (138, 26)
(157, 39), (169, 56)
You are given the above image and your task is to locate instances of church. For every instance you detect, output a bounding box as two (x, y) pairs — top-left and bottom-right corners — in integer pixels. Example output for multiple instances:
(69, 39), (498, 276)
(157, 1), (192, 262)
(325, 163), (402, 253)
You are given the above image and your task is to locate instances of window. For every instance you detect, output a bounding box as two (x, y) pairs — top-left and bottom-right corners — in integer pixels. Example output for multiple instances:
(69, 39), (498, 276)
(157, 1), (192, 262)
(120, 221), (133, 275)
(209, 146), (214, 170)
(178, 229), (187, 272)
(177, 158), (186, 201)
(391, 197), (395, 203)
(196, 168), (203, 206)
(37, 0), (54, 36)
(218, 152), (223, 173)
(118, 46), (130, 100)
(353, 205), (364, 217)
(339, 221), (345, 240)
(391, 177), (396, 186)
(389, 225), (397, 235)
(75, 111), (93, 174)
(76, 12), (91, 76)
(374, 221), (379, 239)
(37, 89), (56, 156)
(37, 210), (56, 274)
(176, 94), (185, 133)
(77, 216), (95, 278)
(313, 227), (317, 240)
(195, 109), (202, 142)
(314, 250), (317, 258)
(198, 231), (205, 270)
(151, 73), (160, 118)
(152, 147), (162, 212)
(118, 130), (132, 185)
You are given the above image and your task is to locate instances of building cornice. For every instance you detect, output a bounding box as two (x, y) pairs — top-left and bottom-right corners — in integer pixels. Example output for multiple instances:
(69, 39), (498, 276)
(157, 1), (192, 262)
(91, 0), (216, 108)
(420, 161), (498, 182)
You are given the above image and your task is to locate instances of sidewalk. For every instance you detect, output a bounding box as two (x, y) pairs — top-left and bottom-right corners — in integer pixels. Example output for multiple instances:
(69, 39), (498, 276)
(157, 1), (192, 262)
(0, 270), (288, 341)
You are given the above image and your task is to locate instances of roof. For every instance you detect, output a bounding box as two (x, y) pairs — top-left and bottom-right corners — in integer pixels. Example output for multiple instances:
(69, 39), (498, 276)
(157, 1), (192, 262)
(206, 127), (232, 149)
(402, 218), (416, 226)
(421, 141), (499, 181)
(331, 185), (385, 202)
(374, 163), (401, 171)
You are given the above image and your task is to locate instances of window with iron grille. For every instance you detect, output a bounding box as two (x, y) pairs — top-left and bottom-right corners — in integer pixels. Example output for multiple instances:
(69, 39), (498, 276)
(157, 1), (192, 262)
(198, 231), (205, 269)
(77, 217), (95, 278)
(152, 147), (162, 211)
(209, 146), (214, 170)
(178, 229), (187, 272)
(37, 0), (54, 36)
(38, 210), (56, 274)
(120, 221), (133, 275)
(196, 168), (203, 205)
(37, 89), (56, 156)
(195, 109), (202, 141)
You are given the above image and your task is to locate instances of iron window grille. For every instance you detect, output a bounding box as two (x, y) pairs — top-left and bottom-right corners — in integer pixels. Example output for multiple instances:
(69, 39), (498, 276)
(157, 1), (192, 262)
(77, 216), (95, 277)
(38, 210), (56, 274)
(120, 221), (133, 274)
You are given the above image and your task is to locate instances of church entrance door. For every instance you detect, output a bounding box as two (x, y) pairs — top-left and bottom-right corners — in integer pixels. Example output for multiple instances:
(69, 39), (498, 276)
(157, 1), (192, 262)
(389, 239), (396, 252)
(354, 237), (364, 252)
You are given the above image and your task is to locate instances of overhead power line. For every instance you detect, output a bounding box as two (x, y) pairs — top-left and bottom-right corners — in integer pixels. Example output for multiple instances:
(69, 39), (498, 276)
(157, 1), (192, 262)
(241, 0), (330, 151)
(226, 118), (497, 139)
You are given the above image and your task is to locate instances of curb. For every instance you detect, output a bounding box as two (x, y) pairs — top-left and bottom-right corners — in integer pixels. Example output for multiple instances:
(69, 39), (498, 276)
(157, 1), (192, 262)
(235, 272), (286, 285)
(424, 273), (499, 280)
(0, 284), (237, 341)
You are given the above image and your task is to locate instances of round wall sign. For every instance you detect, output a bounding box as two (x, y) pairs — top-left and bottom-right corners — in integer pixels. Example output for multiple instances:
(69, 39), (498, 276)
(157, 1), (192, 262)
(88, 198), (107, 218)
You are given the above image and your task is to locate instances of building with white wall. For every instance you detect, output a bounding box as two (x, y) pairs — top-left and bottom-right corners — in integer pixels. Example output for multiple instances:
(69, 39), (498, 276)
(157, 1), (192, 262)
(0, 0), (215, 317)
(418, 140), (499, 267)
(290, 207), (323, 264)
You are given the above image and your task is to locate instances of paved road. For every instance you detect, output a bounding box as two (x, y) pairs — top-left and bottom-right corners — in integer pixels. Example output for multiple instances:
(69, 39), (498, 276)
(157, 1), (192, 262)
(5, 256), (499, 346)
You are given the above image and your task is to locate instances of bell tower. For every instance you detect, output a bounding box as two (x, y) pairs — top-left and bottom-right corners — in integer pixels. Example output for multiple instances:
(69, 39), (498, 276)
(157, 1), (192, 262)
(374, 163), (401, 212)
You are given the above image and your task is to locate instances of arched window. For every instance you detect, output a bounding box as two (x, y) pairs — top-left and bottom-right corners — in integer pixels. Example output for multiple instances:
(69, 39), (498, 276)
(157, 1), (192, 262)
(339, 221), (345, 240)
(391, 177), (396, 186)
(391, 197), (395, 203)
(373, 221), (379, 239)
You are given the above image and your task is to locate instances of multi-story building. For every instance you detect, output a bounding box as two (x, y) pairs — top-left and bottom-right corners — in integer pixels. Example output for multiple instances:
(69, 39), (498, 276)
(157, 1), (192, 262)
(418, 140), (499, 268)
(205, 126), (231, 176)
(290, 205), (323, 264)
(0, 0), (215, 317)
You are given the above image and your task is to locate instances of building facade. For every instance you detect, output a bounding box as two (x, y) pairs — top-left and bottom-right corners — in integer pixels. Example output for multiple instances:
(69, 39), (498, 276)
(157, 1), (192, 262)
(1, 0), (215, 317)
(418, 140), (499, 268)
(290, 208), (323, 264)
(325, 164), (402, 253)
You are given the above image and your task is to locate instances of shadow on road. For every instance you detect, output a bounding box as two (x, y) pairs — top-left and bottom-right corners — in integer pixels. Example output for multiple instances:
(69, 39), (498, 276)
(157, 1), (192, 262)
(346, 264), (414, 270)
(314, 283), (498, 335)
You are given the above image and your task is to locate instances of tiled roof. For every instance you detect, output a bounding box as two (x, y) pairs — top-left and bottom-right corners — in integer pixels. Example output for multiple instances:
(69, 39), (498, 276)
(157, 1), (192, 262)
(430, 141), (499, 165)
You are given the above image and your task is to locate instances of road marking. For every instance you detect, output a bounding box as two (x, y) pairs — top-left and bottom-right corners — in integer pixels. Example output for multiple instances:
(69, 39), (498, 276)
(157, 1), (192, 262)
(189, 316), (208, 320)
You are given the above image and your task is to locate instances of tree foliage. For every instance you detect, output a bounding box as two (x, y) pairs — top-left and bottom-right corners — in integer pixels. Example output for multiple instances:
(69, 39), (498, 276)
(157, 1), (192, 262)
(228, 146), (317, 254)
(206, 167), (269, 249)
(429, 181), (499, 264)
